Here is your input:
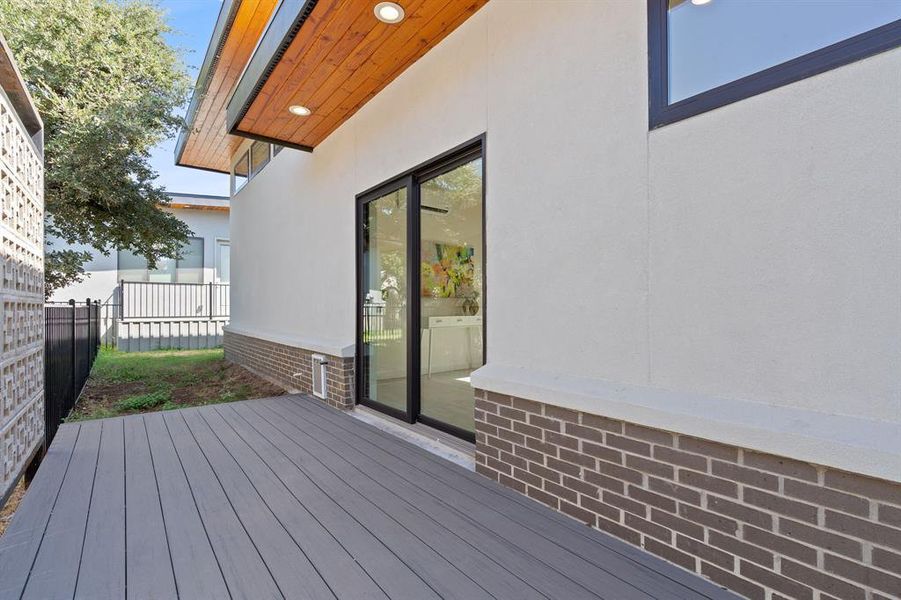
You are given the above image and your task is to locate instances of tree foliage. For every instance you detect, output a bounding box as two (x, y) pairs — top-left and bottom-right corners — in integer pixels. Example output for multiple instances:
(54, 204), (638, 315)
(0, 0), (192, 294)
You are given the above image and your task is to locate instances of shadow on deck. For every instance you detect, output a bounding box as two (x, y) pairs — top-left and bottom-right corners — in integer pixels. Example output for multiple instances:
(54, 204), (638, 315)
(0, 395), (738, 599)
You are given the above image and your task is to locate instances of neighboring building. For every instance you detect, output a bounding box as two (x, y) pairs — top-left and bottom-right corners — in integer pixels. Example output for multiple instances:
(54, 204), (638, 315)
(48, 192), (230, 350)
(0, 35), (43, 507)
(48, 192), (231, 305)
(175, 2), (901, 599)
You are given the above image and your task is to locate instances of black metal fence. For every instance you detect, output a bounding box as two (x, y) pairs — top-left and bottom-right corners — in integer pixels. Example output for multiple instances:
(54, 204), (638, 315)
(44, 300), (101, 445)
(362, 302), (404, 342)
(120, 280), (229, 320)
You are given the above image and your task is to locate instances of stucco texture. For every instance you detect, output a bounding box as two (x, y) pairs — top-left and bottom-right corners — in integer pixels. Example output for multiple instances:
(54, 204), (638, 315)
(228, 1), (901, 476)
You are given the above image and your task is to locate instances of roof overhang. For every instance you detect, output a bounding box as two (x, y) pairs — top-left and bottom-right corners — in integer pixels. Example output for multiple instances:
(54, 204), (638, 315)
(0, 34), (43, 156)
(175, 0), (281, 173)
(166, 192), (230, 211)
(224, 0), (487, 152)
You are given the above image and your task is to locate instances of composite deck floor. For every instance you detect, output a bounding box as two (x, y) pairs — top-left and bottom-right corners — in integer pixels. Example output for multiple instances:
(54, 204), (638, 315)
(0, 395), (738, 600)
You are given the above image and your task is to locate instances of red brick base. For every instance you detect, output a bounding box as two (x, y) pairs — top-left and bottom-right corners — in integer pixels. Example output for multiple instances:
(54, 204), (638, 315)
(474, 389), (901, 600)
(224, 330), (354, 409)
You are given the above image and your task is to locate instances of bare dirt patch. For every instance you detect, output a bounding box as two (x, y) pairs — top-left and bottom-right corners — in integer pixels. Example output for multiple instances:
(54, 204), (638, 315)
(0, 480), (25, 539)
(67, 348), (286, 422)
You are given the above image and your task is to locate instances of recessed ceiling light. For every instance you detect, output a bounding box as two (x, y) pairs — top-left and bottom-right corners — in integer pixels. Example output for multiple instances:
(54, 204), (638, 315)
(691, 0), (712, 5)
(374, 2), (404, 24)
(288, 105), (311, 116)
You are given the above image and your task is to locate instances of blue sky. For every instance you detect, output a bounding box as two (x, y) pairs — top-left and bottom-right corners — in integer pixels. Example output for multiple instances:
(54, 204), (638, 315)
(148, 0), (229, 197)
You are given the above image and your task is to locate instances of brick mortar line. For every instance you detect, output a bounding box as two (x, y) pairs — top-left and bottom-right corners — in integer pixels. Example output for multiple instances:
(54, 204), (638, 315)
(476, 456), (894, 600)
(475, 392), (901, 600)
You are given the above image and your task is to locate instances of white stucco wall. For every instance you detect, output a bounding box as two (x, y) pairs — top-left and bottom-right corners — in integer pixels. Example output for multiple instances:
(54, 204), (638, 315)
(228, 1), (901, 479)
(48, 204), (230, 304)
(228, 11), (488, 356)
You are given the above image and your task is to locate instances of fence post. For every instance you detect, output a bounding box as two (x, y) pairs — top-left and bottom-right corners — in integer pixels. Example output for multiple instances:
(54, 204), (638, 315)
(209, 281), (214, 319)
(68, 299), (76, 408)
(94, 301), (100, 357)
(43, 306), (51, 451)
(86, 298), (92, 362)
(120, 279), (125, 321)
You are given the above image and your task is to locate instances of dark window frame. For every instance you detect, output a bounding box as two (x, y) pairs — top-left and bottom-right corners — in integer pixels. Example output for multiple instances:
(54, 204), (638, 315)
(232, 150), (250, 194)
(648, 0), (901, 129)
(355, 134), (486, 443)
(250, 140), (271, 177)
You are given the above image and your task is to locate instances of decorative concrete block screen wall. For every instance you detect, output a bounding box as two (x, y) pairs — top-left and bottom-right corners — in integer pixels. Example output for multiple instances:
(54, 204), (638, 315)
(475, 390), (901, 600)
(0, 37), (44, 507)
(224, 330), (354, 410)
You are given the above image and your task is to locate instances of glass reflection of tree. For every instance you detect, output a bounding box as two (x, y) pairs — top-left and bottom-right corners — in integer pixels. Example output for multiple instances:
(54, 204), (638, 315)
(374, 190), (407, 334)
(421, 160), (483, 312)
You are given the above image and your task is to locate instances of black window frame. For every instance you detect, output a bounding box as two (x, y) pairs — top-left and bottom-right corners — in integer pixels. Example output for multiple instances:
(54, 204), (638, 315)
(232, 150), (250, 194)
(250, 140), (271, 177)
(648, 0), (901, 129)
(355, 134), (486, 443)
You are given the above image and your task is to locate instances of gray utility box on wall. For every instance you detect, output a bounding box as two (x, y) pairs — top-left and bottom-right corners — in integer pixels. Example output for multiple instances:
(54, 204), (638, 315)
(0, 35), (44, 508)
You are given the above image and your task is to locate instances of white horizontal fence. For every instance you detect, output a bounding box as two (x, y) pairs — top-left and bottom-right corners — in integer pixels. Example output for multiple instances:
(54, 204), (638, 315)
(115, 319), (225, 352)
(90, 282), (230, 352)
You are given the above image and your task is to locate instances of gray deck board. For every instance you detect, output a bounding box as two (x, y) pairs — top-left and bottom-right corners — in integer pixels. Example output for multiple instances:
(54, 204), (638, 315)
(196, 406), (389, 600)
(293, 398), (704, 600)
(0, 395), (739, 600)
(75, 418), (126, 600)
(144, 412), (229, 600)
(162, 409), (283, 600)
(232, 402), (495, 600)
(212, 404), (442, 600)
(250, 400), (594, 600)
(179, 408), (335, 600)
(0, 425), (79, 600)
(123, 415), (178, 600)
(275, 398), (684, 600)
(23, 420), (101, 600)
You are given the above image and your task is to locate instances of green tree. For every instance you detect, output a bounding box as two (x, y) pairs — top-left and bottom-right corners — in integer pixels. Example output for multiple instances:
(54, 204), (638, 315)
(0, 0), (192, 294)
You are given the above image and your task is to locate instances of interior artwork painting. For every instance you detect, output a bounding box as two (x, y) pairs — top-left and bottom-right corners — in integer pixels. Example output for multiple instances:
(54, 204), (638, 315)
(420, 241), (475, 298)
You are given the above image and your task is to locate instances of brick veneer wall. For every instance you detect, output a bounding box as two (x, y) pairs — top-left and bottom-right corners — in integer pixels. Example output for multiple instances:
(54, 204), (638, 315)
(474, 390), (901, 600)
(224, 330), (354, 409)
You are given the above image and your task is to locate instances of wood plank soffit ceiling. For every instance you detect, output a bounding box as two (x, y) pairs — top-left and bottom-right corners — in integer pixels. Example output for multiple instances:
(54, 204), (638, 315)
(175, 0), (281, 173)
(178, 0), (488, 173)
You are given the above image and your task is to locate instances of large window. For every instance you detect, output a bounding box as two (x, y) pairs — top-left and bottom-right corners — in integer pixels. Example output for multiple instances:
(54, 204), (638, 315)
(232, 150), (249, 194)
(175, 237), (204, 283)
(232, 142), (285, 194)
(117, 237), (204, 283)
(649, 0), (901, 127)
(250, 140), (270, 177)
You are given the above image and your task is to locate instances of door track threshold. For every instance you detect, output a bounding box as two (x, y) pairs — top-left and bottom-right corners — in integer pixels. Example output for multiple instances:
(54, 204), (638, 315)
(350, 405), (475, 470)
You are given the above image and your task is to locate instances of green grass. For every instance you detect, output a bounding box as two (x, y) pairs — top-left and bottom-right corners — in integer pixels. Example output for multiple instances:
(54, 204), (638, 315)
(67, 348), (285, 422)
(113, 388), (172, 412)
(89, 348), (225, 384)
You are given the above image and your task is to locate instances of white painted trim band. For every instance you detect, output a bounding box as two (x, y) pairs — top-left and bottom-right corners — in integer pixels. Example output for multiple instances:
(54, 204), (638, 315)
(224, 324), (355, 358)
(471, 363), (901, 484)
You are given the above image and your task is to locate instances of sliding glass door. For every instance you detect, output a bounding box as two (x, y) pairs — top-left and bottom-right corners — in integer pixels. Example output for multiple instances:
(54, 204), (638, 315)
(357, 140), (484, 440)
(418, 156), (484, 436)
(359, 183), (410, 419)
